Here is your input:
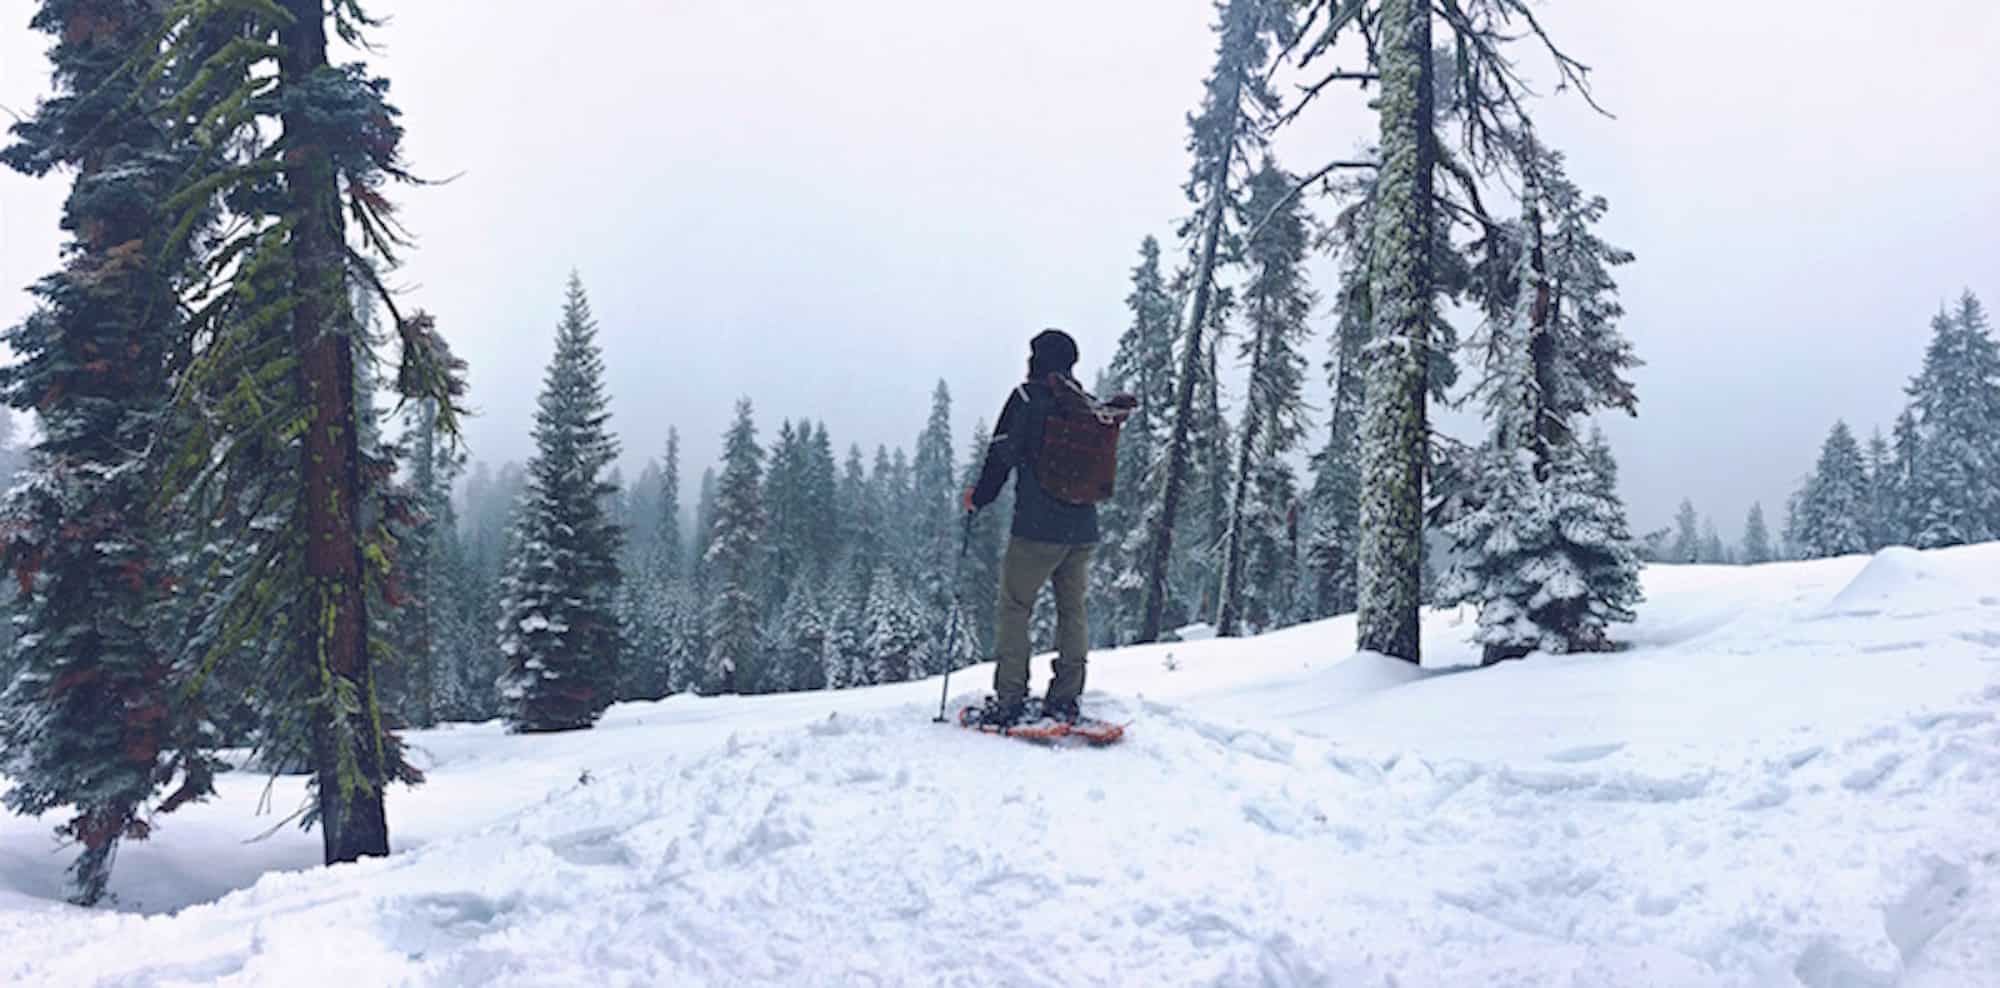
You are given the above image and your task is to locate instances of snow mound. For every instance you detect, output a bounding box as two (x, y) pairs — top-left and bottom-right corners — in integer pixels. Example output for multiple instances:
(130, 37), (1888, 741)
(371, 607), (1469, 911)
(1822, 546), (1952, 618)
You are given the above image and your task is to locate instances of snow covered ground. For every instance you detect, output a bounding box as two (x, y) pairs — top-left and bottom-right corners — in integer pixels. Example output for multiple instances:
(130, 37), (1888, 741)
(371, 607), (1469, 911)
(4, 544), (1998, 986)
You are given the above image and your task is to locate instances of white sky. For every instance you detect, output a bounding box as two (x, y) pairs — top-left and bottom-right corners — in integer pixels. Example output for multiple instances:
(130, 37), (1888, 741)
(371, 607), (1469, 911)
(3, 0), (1998, 539)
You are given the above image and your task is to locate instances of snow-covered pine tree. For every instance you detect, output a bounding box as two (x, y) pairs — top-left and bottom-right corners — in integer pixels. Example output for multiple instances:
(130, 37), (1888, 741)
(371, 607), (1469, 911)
(704, 399), (766, 694)
(1670, 500), (1702, 564)
(1295, 0), (1606, 663)
(615, 575), (671, 701)
(1904, 293), (2000, 548)
(1095, 238), (1180, 644)
(765, 584), (828, 693)
(151, 0), (464, 865)
(624, 460), (663, 570)
(836, 444), (877, 587)
(661, 581), (704, 695)
(0, 0), (225, 904)
(656, 428), (685, 581)
(1886, 408), (1922, 547)
(911, 381), (958, 624)
(1742, 502), (1774, 564)
(1862, 428), (1893, 551)
(1780, 489), (1806, 562)
(1439, 148), (1642, 662)
(821, 566), (868, 690)
(864, 569), (927, 684)
(958, 423), (1004, 659)
(496, 275), (624, 732)
(692, 466), (719, 587)
(1700, 519), (1729, 565)
(1301, 177), (1376, 622)
(1794, 421), (1871, 558)
(762, 419), (806, 612)
(390, 398), (464, 728)
(1138, 0), (1292, 643)
(802, 424), (842, 578)
(1217, 160), (1315, 636)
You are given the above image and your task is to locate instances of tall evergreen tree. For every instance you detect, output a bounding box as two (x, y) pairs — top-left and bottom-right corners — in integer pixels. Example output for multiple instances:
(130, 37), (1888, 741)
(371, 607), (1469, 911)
(705, 399), (766, 695)
(153, 0), (464, 866)
(0, 0), (225, 904)
(692, 466), (719, 584)
(763, 420), (807, 610)
(1742, 502), (1773, 565)
(801, 424), (841, 578)
(1296, 0), (1604, 663)
(1096, 238), (1180, 644)
(1699, 518), (1728, 565)
(1349, 0), (1439, 661)
(1439, 147), (1642, 661)
(958, 422), (1004, 659)
(1793, 420), (1871, 559)
(1301, 180), (1376, 622)
(657, 428), (684, 581)
(1904, 294), (2000, 548)
(911, 381), (958, 614)
(1862, 428), (1893, 551)
(497, 275), (624, 732)
(1885, 408), (1922, 547)
(1670, 500), (1702, 564)
(1138, 0), (1292, 643)
(864, 569), (928, 684)
(389, 398), (464, 728)
(837, 444), (877, 583)
(1217, 160), (1315, 636)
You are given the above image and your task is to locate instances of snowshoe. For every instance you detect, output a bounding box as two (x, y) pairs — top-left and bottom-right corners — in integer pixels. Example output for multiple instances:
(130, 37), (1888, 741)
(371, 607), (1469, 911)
(955, 696), (1125, 745)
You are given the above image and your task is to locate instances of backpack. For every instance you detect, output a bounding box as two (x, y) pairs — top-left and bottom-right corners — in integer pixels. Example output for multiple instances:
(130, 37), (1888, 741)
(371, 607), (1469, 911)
(1034, 375), (1138, 506)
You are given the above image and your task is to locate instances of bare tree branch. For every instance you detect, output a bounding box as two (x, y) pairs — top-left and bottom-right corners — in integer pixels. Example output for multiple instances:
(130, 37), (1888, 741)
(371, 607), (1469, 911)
(1244, 158), (1377, 243)
(1279, 68), (1380, 127)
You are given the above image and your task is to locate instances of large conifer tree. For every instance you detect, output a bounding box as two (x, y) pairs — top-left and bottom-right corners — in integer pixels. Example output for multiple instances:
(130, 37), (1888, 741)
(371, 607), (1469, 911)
(1904, 294), (2000, 548)
(0, 0), (224, 905)
(1216, 160), (1315, 636)
(1439, 146), (1642, 662)
(1742, 503), (1774, 564)
(497, 275), (623, 731)
(1138, 0), (1291, 643)
(911, 382), (958, 616)
(705, 399), (766, 694)
(1793, 421), (1871, 559)
(1097, 238), (1180, 644)
(151, 0), (463, 865)
(1294, 0), (1605, 662)
(1301, 180), (1376, 621)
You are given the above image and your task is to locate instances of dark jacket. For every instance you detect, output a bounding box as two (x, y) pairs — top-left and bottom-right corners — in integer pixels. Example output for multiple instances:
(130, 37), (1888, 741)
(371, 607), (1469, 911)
(971, 376), (1100, 545)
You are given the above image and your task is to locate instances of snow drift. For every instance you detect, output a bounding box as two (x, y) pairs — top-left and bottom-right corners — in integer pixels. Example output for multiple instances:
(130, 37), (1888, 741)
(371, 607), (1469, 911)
(4, 544), (1999, 986)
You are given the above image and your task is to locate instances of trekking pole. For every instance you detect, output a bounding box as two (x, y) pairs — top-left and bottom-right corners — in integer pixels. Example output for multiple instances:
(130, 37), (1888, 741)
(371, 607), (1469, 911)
(933, 512), (976, 723)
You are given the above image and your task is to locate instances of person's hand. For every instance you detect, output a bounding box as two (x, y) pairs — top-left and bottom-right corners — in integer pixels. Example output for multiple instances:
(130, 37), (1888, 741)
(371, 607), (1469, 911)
(962, 487), (977, 515)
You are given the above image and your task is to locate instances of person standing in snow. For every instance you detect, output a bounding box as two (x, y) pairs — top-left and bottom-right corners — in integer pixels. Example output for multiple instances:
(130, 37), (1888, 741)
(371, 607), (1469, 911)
(964, 329), (1118, 728)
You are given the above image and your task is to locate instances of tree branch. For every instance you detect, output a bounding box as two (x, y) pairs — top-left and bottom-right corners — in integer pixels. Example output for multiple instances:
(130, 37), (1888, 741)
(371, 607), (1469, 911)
(1244, 158), (1376, 244)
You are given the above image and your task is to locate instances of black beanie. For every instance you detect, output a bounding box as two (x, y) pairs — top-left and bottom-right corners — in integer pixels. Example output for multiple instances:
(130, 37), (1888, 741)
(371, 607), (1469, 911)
(1029, 328), (1079, 377)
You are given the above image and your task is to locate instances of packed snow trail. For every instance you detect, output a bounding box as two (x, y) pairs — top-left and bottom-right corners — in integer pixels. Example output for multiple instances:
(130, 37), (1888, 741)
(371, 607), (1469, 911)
(3, 544), (1999, 986)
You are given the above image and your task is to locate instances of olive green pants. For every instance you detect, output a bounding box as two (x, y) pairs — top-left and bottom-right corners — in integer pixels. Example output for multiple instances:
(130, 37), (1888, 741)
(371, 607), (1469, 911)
(994, 536), (1094, 706)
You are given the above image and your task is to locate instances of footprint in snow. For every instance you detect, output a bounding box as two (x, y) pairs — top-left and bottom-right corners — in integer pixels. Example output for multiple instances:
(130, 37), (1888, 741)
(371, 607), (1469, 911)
(1841, 752), (1905, 792)
(1547, 742), (1626, 763)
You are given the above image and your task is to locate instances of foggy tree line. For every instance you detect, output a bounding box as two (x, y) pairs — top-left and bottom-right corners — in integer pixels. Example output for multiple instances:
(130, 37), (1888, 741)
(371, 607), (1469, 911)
(1784, 292), (2000, 561)
(1649, 291), (1999, 567)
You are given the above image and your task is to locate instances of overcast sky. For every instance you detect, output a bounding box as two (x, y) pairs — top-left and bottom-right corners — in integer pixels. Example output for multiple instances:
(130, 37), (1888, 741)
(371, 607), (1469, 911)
(3, 1), (1998, 539)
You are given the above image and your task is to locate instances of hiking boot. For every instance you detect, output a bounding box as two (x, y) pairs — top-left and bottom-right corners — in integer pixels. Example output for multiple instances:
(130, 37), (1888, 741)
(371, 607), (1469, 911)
(971, 695), (1025, 728)
(1041, 696), (1081, 724)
